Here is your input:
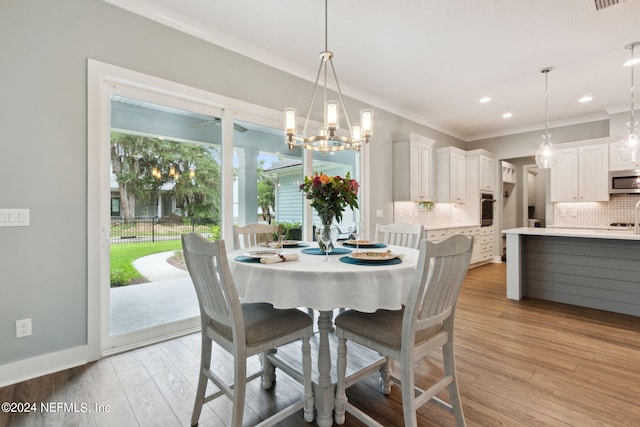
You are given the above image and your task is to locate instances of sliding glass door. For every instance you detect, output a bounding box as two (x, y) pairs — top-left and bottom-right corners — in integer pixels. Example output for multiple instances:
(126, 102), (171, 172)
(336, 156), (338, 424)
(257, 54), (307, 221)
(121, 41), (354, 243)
(102, 85), (222, 354)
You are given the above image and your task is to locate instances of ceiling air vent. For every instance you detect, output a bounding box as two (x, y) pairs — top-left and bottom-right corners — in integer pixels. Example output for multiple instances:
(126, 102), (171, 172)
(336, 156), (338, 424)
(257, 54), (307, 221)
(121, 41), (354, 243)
(594, 0), (624, 10)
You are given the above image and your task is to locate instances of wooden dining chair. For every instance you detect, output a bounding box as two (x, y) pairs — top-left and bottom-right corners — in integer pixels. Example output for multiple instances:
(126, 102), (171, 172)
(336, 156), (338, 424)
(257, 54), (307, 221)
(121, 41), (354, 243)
(181, 233), (314, 427)
(334, 234), (473, 427)
(374, 222), (424, 249)
(233, 223), (277, 249)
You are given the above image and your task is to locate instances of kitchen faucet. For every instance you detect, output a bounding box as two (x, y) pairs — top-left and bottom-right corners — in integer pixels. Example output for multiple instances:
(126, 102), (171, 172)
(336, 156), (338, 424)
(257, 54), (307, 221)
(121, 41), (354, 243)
(635, 200), (640, 235)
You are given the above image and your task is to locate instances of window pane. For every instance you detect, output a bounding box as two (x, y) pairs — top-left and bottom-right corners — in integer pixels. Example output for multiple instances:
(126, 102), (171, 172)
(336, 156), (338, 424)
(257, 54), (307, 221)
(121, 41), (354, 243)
(233, 120), (304, 239)
(311, 149), (360, 230)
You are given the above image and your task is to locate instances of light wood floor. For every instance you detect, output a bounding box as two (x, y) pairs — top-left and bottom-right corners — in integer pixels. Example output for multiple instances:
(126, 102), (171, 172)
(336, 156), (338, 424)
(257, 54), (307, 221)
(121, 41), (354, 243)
(2, 263), (639, 426)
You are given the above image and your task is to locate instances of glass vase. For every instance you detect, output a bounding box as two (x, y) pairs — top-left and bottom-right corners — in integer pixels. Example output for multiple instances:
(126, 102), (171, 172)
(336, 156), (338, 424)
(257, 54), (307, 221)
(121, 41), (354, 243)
(316, 214), (340, 252)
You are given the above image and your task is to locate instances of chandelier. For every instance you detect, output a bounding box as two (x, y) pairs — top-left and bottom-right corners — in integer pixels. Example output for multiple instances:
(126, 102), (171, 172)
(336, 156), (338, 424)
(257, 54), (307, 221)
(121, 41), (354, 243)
(618, 41), (640, 163)
(535, 67), (557, 169)
(284, 0), (372, 154)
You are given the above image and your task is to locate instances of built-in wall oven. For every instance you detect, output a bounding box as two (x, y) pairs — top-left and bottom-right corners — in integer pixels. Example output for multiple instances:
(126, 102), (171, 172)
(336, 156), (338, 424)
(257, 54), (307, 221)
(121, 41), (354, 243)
(481, 193), (496, 226)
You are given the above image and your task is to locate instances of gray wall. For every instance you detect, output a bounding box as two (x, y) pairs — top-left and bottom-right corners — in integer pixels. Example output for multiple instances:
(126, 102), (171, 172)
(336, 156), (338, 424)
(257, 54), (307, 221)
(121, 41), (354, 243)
(466, 119), (610, 161)
(0, 0), (461, 369)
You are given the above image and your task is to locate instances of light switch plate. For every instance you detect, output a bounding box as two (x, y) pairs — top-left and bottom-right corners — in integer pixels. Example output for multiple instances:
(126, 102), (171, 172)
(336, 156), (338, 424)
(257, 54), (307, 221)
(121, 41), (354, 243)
(16, 318), (32, 338)
(0, 209), (29, 227)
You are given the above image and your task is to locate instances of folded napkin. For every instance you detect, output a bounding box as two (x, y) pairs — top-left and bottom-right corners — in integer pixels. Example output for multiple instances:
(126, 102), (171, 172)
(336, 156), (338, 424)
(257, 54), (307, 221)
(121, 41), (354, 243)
(260, 253), (300, 264)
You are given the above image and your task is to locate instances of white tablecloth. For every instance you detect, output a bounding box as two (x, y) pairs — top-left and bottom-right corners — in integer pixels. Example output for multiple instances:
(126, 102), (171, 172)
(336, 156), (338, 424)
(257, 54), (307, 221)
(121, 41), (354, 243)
(229, 244), (420, 312)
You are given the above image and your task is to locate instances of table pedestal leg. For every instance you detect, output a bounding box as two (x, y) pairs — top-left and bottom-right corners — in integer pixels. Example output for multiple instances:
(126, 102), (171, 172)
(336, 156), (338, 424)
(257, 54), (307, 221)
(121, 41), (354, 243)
(314, 310), (335, 427)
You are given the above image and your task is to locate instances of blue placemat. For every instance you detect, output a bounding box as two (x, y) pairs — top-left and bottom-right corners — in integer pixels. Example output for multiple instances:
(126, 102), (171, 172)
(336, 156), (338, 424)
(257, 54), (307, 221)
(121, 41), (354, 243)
(301, 247), (352, 256)
(342, 242), (387, 249)
(234, 255), (262, 263)
(339, 256), (403, 266)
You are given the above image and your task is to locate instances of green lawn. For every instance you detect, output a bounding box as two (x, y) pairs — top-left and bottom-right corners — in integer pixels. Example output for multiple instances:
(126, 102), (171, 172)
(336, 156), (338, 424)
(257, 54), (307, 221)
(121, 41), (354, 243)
(110, 240), (183, 287)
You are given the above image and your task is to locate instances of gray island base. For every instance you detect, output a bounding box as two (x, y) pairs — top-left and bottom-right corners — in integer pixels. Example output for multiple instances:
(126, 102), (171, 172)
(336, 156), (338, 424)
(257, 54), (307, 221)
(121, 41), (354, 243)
(504, 227), (640, 317)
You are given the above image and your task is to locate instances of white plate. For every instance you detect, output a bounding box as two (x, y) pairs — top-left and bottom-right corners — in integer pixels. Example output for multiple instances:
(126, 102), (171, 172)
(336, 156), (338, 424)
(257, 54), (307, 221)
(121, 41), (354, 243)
(258, 240), (304, 248)
(244, 250), (282, 259)
(348, 251), (396, 261)
(269, 240), (304, 248)
(344, 240), (380, 247)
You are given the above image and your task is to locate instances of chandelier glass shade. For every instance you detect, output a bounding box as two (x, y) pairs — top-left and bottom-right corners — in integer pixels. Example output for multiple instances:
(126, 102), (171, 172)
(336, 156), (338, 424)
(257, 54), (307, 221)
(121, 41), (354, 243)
(535, 67), (557, 169)
(618, 41), (640, 163)
(284, 0), (372, 154)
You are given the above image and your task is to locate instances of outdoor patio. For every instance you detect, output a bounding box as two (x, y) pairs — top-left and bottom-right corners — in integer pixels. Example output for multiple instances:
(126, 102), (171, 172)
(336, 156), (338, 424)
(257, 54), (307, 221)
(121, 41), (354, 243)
(110, 252), (199, 335)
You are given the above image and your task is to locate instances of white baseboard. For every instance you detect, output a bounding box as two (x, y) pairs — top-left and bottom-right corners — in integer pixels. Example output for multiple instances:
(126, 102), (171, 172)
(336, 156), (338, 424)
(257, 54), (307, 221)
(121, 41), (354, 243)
(0, 346), (88, 388)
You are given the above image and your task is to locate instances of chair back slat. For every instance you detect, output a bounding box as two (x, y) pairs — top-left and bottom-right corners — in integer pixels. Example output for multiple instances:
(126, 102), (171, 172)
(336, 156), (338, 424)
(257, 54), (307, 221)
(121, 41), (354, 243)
(233, 223), (276, 249)
(375, 222), (424, 249)
(182, 233), (243, 331)
(405, 235), (473, 332)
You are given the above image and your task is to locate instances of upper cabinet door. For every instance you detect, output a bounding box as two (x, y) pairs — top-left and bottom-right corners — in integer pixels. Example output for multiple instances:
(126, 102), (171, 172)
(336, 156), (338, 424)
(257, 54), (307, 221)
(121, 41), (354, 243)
(408, 140), (431, 201)
(436, 147), (465, 203)
(579, 143), (609, 201)
(550, 147), (578, 202)
(610, 140), (640, 171)
(479, 155), (494, 192)
(393, 134), (435, 202)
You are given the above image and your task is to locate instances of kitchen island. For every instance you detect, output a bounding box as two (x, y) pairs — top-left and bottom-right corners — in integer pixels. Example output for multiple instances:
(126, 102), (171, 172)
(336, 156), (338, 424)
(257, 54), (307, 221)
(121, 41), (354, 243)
(503, 227), (640, 316)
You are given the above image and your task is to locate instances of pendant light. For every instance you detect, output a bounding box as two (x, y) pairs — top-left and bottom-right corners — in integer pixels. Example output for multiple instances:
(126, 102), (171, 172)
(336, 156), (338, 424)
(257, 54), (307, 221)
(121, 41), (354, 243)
(618, 41), (640, 163)
(284, 0), (373, 154)
(535, 67), (557, 169)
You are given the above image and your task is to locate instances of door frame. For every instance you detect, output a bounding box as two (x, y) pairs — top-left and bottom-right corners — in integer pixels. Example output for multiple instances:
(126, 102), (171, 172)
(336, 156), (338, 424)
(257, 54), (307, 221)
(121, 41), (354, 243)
(87, 59), (370, 359)
(87, 60), (279, 358)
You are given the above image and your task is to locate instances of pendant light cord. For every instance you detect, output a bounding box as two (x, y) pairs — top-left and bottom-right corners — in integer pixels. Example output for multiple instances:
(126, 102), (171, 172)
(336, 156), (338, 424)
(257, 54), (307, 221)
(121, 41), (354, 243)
(541, 67), (552, 136)
(631, 43), (635, 126)
(545, 70), (549, 134)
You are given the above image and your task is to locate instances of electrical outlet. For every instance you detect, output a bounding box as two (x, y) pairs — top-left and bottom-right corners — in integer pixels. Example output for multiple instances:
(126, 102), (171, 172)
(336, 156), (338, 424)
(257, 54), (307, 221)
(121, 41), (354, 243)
(376, 209), (383, 218)
(16, 318), (32, 338)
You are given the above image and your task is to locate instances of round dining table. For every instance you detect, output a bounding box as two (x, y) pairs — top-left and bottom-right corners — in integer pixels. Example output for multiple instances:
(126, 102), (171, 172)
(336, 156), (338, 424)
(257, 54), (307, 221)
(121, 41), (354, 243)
(229, 242), (420, 427)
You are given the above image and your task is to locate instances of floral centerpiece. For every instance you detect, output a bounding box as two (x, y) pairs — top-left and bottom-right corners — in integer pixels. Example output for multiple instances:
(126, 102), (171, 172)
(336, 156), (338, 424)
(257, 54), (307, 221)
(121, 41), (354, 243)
(299, 172), (359, 251)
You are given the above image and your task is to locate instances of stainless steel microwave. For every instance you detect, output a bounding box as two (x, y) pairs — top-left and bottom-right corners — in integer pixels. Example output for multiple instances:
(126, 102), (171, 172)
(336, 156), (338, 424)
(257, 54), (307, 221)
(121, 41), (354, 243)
(609, 169), (640, 194)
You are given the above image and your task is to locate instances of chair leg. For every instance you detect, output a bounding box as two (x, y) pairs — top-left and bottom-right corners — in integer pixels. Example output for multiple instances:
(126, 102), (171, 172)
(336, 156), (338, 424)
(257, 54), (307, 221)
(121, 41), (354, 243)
(231, 354), (247, 427)
(334, 336), (348, 425)
(443, 340), (466, 427)
(400, 353), (418, 427)
(261, 349), (276, 389)
(302, 335), (315, 422)
(191, 336), (212, 426)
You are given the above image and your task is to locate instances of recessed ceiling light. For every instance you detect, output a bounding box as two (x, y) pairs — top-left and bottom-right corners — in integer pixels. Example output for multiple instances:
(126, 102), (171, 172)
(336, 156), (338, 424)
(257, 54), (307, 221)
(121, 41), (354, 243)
(624, 58), (640, 67)
(502, 112), (513, 119)
(479, 97), (491, 103)
(579, 96), (593, 103)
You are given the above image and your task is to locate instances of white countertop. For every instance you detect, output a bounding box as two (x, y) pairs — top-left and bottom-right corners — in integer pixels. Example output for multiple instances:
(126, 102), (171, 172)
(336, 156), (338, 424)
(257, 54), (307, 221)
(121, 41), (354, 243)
(424, 223), (480, 231)
(503, 227), (640, 240)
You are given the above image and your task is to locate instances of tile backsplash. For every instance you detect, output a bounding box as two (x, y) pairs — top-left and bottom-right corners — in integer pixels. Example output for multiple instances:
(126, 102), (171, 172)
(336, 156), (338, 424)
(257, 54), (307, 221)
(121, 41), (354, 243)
(553, 194), (640, 227)
(393, 201), (474, 227)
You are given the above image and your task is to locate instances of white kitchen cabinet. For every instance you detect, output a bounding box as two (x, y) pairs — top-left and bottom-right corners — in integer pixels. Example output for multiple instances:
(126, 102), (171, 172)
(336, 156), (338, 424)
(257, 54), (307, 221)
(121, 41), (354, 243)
(393, 134), (435, 201)
(426, 225), (493, 266)
(466, 149), (495, 193)
(435, 147), (466, 203)
(610, 139), (640, 171)
(550, 143), (609, 202)
(479, 154), (495, 192)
